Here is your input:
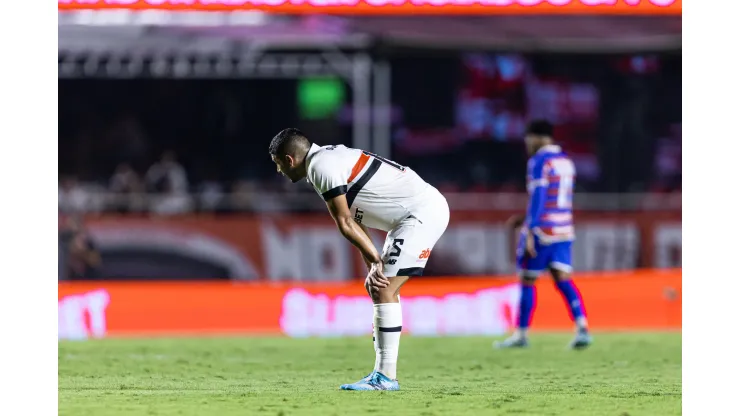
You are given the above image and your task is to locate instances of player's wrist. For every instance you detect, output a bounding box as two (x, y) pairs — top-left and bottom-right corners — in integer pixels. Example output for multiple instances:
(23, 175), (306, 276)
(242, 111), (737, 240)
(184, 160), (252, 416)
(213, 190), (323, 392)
(368, 259), (383, 272)
(363, 254), (382, 267)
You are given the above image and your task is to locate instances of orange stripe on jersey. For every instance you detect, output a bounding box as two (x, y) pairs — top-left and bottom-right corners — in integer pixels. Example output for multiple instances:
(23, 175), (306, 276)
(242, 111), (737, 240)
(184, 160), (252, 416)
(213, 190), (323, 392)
(348, 152), (371, 183)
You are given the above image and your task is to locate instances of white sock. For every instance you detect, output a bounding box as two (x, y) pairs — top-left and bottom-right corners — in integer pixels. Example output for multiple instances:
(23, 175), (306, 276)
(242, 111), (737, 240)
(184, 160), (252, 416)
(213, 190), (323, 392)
(373, 303), (402, 380)
(576, 316), (588, 330)
(373, 296), (402, 372)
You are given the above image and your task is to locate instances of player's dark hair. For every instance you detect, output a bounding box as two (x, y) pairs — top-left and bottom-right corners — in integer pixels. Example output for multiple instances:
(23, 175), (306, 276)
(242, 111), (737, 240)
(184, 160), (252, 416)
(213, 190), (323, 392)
(526, 120), (554, 138)
(269, 128), (311, 157)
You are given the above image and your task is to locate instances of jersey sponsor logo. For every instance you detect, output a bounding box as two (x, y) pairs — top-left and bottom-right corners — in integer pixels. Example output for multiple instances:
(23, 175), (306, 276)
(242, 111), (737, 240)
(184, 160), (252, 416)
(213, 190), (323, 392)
(418, 249), (432, 259)
(354, 208), (364, 224)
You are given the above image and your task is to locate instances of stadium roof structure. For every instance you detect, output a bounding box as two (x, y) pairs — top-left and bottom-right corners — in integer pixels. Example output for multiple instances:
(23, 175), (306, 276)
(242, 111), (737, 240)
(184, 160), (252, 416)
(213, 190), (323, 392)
(58, 11), (680, 164)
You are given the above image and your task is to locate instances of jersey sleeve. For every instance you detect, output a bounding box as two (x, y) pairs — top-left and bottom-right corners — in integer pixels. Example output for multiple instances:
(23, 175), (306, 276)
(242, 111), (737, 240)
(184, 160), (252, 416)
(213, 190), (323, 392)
(525, 156), (549, 230)
(526, 157), (549, 192)
(308, 160), (349, 201)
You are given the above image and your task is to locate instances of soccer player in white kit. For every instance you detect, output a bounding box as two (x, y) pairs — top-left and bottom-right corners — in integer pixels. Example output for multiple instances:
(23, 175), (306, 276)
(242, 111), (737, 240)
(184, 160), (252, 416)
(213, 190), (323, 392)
(269, 128), (450, 391)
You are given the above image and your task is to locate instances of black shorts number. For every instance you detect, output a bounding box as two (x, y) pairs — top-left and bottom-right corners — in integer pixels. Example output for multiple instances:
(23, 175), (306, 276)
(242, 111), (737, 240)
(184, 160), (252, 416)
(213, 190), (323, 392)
(389, 239), (404, 257)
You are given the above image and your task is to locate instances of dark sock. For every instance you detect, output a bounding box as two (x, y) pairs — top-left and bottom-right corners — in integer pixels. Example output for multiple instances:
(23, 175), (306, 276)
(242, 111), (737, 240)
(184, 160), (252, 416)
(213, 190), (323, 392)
(555, 279), (587, 326)
(517, 284), (537, 331)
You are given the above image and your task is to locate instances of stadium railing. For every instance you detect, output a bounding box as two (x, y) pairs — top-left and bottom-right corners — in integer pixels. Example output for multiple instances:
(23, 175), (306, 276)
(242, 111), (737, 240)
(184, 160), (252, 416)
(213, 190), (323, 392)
(60, 192), (682, 214)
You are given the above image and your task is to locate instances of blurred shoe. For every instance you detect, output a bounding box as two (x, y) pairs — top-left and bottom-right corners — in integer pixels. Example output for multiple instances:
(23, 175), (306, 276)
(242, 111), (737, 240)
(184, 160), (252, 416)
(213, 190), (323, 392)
(340, 371), (399, 391)
(569, 328), (593, 350)
(494, 335), (529, 349)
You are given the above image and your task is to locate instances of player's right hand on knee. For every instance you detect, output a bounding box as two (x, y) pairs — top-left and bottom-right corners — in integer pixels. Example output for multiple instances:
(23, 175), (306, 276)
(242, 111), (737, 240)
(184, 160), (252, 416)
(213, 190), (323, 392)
(365, 262), (390, 289)
(525, 232), (537, 258)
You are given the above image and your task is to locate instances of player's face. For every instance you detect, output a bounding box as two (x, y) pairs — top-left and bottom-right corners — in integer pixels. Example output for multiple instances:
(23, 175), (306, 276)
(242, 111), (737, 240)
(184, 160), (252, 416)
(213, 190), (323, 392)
(271, 154), (301, 183)
(525, 134), (542, 156)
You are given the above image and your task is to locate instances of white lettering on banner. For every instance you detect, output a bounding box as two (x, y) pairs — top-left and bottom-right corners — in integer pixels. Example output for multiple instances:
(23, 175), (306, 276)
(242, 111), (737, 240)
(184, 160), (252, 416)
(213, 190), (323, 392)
(58, 289), (110, 340)
(405, 296), (438, 335)
(574, 224), (639, 271)
(279, 286), (520, 337)
(305, 227), (352, 281)
(262, 223), (352, 280)
(263, 223), (302, 279)
(654, 224), (681, 268)
(433, 224), (512, 275)
(262, 221), (675, 280)
(334, 296), (374, 335)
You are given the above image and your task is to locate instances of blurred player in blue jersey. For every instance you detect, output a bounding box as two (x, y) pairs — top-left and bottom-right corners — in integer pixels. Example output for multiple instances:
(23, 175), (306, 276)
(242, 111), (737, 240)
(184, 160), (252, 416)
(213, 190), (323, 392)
(496, 120), (592, 350)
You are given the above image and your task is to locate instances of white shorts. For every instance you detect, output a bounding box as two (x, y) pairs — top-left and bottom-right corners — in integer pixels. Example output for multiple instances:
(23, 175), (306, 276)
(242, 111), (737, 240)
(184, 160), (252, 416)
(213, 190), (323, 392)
(381, 192), (450, 277)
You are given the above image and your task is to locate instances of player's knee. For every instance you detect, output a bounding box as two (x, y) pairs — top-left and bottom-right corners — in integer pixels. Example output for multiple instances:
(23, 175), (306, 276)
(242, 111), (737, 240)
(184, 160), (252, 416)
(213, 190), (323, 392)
(520, 276), (537, 286)
(550, 269), (570, 282)
(368, 285), (382, 302)
(370, 284), (398, 303)
(369, 285), (384, 303)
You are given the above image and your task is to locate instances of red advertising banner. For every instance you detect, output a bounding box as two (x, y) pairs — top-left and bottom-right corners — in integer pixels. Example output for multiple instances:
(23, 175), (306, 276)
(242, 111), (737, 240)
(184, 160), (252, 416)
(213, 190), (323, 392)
(58, 1), (682, 16)
(58, 270), (681, 340)
(75, 212), (681, 281)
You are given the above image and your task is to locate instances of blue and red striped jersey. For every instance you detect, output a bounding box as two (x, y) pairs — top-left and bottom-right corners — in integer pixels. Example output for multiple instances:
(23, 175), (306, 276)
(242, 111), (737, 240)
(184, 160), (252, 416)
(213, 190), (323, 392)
(524, 145), (576, 244)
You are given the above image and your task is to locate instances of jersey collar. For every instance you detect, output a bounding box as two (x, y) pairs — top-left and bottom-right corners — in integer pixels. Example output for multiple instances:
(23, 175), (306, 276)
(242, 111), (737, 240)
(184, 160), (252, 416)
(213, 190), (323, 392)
(537, 144), (562, 154)
(304, 143), (321, 183)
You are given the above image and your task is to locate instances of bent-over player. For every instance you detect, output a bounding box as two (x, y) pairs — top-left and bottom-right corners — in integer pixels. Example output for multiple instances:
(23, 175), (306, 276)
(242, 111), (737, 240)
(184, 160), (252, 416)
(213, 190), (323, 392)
(269, 128), (450, 391)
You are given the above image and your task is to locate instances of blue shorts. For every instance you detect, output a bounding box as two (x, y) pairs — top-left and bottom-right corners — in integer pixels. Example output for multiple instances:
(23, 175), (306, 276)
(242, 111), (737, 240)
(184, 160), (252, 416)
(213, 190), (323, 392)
(516, 236), (573, 278)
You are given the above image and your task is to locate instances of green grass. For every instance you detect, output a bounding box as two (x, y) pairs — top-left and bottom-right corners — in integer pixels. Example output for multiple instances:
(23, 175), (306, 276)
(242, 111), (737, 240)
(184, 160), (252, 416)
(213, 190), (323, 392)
(59, 333), (681, 416)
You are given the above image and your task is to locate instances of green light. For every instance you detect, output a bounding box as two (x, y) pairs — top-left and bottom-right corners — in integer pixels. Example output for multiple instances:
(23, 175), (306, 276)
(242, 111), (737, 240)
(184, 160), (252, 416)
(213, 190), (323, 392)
(297, 77), (345, 120)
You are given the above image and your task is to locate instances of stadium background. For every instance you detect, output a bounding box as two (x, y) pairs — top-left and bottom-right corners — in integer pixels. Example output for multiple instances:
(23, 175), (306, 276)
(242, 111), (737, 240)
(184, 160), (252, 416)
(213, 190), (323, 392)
(58, 7), (681, 340)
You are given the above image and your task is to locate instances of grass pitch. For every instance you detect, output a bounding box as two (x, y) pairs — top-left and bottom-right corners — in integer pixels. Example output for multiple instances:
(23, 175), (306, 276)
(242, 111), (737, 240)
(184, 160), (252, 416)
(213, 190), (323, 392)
(59, 333), (681, 416)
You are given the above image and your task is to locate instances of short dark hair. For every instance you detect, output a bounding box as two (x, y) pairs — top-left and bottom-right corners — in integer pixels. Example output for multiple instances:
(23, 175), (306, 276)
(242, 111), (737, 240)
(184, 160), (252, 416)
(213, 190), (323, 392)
(269, 128), (311, 157)
(526, 120), (554, 138)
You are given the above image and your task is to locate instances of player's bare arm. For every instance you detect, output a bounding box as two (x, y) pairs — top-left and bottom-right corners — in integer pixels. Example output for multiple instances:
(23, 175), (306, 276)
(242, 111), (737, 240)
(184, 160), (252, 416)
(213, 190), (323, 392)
(357, 223), (374, 271)
(506, 214), (525, 230)
(506, 214), (534, 256)
(324, 194), (390, 289)
(524, 230), (537, 258)
(270, 129), (450, 389)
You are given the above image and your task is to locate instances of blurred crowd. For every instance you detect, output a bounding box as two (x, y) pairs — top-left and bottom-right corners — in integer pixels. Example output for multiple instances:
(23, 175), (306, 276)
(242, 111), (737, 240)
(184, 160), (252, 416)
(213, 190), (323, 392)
(58, 52), (681, 215)
(58, 142), (681, 216)
(58, 216), (101, 280)
(58, 150), (321, 215)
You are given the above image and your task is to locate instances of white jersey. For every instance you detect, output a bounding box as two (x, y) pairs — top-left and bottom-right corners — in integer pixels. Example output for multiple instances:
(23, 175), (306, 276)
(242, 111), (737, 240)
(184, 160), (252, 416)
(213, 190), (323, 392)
(305, 144), (441, 232)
